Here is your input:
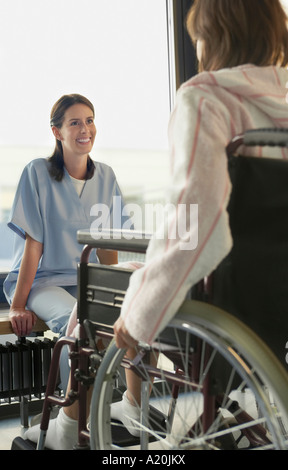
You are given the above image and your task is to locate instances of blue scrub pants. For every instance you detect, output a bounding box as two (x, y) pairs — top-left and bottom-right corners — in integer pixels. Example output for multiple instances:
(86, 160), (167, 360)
(27, 285), (77, 393)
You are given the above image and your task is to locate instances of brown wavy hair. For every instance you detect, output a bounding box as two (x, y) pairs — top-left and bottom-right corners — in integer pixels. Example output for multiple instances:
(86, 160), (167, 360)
(49, 94), (95, 181)
(187, 0), (288, 72)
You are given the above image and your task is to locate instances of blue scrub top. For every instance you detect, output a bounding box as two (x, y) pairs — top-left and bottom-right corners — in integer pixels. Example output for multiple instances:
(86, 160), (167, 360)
(4, 158), (128, 304)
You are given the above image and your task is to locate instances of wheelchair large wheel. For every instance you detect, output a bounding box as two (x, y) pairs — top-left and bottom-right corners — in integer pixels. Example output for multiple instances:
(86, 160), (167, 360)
(89, 300), (288, 450)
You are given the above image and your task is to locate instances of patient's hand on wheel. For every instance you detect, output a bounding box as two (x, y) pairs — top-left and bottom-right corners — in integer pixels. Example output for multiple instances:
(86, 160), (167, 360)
(113, 317), (138, 349)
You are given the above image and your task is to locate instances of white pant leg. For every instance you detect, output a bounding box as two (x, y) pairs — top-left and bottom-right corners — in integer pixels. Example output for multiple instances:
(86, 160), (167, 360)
(27, 285), (77, 336)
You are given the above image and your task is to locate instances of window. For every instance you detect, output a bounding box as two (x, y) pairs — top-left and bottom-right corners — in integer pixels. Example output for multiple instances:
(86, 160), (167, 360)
(282, 0), (288, 12)
(0, 0), (173, 268)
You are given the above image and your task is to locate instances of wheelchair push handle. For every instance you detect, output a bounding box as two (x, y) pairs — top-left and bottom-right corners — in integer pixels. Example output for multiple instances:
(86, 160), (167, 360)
(243, 128), (288, 147)
(77, 229), (151, 254)
(227, 128), (288, 155)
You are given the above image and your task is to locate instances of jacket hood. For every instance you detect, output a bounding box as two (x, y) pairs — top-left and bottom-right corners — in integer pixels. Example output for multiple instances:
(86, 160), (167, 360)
(185, 64), (288, 125)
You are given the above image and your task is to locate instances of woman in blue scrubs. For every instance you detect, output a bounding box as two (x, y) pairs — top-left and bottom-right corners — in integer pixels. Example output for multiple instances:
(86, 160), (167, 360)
(4, 94), (127, 342)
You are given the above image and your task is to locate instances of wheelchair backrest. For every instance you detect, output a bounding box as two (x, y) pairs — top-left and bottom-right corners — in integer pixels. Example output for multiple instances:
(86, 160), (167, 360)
(76, 232), (149, 331)
(77, 263), (133, 330)
(212, 140), (288, 369)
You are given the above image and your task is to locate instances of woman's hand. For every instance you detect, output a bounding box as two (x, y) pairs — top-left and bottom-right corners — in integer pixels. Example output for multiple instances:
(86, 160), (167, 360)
(9, 307), (37, 337)
(113, 316), (138, 349)
(9, 233), (43, 337)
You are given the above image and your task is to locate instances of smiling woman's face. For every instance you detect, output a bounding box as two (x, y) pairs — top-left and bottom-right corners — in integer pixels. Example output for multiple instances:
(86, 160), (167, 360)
(52, 103), (97, 159)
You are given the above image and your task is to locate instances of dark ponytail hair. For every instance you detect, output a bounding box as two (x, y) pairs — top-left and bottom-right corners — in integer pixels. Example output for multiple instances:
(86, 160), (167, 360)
(49, 94), (95, 181)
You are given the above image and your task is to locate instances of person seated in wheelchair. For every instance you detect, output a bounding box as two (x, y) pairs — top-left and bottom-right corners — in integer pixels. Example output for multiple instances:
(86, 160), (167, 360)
(25, 0), (288, 449)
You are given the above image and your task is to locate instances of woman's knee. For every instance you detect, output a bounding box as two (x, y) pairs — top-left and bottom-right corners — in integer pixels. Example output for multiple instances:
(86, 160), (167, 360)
(27, 285), (76, 334)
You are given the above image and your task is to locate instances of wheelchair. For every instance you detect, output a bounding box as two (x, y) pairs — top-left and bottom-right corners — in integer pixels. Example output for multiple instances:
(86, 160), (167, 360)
(13, 128), (288, 451)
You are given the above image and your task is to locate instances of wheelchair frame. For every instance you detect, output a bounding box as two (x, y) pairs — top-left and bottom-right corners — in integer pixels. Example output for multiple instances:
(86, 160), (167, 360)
(33, 232), (288, 451)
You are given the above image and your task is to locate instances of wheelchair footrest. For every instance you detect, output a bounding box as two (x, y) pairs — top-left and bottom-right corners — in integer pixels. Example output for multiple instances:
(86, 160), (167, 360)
(111, 405), (167, 447)
(11, 436), (50, 450)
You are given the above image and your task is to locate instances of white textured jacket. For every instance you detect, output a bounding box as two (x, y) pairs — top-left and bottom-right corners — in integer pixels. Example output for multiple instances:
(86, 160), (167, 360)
(120, 64), (288, 344)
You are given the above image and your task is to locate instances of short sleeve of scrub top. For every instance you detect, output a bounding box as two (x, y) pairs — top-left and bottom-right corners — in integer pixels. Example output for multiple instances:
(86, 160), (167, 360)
(8, 162), (44, 242)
